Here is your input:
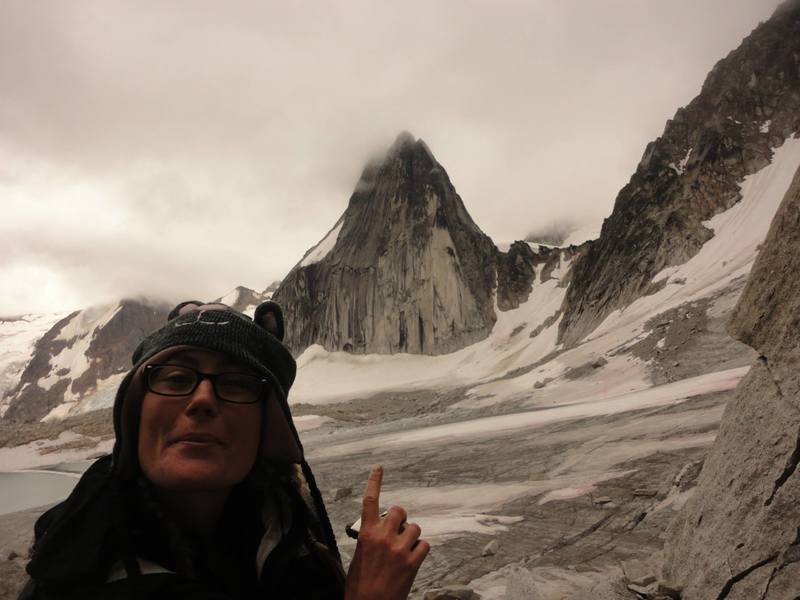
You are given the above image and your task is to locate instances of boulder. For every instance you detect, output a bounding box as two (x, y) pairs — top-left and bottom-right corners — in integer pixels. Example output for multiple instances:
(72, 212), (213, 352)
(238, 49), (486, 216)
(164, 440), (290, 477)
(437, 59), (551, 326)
(481, 539), (499, 557)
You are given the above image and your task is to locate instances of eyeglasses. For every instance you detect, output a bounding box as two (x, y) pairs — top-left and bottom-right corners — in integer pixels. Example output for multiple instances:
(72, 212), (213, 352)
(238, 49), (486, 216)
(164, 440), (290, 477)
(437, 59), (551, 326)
(144, 364), (268, 404)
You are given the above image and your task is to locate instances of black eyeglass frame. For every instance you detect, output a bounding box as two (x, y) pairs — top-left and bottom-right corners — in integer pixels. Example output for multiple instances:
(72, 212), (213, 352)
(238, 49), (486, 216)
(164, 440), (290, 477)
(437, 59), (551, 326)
(143, 364), (269, 405)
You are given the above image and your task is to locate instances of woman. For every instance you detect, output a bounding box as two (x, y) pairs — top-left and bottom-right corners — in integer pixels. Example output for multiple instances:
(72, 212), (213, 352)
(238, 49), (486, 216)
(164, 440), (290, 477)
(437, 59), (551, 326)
(20, 301), (429, 599)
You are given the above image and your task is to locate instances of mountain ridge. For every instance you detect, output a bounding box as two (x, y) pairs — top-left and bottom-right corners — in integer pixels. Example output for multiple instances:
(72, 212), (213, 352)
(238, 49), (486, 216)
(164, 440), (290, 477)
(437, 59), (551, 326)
(558, 0), (800, 347)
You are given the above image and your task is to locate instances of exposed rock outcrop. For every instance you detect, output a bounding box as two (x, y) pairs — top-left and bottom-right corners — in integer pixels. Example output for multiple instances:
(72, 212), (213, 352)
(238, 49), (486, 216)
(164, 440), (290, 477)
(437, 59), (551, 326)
(559, 0), (800, 347)
(273, 132), (498, 356)
(3, 299), (168, 422)
(495, 242), (543, 312)
(495, 242), (589, 312)
(662, 164), (800, 598)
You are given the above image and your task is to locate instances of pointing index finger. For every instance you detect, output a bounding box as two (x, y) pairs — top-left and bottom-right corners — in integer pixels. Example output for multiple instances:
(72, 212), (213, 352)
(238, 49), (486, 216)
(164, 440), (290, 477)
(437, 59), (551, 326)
(361, 465), (383, 526)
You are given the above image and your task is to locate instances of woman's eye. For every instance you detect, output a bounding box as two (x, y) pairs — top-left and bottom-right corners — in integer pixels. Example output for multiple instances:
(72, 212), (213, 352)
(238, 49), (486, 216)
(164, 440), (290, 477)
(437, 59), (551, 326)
(158, 369), (193, 388)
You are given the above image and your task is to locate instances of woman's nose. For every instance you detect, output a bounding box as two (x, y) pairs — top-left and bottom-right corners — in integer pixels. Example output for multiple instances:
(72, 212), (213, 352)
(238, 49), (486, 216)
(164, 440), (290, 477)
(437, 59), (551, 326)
(184, 378), (220, 417)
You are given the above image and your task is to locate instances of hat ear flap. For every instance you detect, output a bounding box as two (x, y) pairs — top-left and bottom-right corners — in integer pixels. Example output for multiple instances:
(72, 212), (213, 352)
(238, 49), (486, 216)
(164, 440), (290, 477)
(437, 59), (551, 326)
(254, 301), (285, 341)
(167, 300), (205, 322)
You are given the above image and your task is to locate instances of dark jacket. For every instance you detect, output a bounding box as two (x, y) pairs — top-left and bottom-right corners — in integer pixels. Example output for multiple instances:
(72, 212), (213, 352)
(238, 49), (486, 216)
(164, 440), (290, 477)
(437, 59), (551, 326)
(19, 455), (345, 600)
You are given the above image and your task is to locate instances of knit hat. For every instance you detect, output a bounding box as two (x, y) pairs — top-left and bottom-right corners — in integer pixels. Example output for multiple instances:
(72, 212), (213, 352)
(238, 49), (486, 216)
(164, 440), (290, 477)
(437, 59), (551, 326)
(111, 300), (303, 478)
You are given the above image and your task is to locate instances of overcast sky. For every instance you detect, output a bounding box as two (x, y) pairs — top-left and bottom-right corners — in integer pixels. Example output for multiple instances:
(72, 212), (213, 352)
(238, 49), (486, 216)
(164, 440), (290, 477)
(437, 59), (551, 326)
(0, 0), (784, 316)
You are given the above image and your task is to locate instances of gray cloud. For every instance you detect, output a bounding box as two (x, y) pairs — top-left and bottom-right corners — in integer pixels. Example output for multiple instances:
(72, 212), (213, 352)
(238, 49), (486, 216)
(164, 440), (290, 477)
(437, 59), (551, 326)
(0, 0), (784, 315)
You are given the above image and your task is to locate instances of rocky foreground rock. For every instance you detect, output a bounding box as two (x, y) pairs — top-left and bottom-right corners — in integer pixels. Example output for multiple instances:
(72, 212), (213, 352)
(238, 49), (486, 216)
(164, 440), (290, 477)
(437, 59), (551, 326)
(662, 165), (800, 597)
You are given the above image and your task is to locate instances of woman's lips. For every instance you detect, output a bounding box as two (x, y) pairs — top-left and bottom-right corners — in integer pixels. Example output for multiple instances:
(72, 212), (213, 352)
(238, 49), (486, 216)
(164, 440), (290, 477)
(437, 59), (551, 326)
(169, 433), (225, 447)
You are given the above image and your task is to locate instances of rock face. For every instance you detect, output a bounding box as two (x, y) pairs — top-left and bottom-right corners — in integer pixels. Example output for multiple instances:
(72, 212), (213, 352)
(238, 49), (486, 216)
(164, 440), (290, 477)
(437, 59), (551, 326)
(495, 242), (588, 312)
(2, 299), (168, 422)
(662, 165), (800, 598)
(558, 0), (800, 347)
(273, 132), (498, 356)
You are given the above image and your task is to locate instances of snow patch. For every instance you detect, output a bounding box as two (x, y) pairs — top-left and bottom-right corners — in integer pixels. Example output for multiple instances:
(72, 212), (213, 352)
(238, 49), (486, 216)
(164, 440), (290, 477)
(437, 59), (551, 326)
(669, 147), (693, 175)
(218, 288), (241, 306)
(760, 120), (772, 134)
(293, 414), (330, 432)
(299, 217), (344, 267)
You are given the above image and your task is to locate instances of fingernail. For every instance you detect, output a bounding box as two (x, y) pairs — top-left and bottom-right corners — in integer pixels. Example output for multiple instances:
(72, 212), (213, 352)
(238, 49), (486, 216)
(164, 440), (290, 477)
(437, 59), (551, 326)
(374, 464), (383, 473)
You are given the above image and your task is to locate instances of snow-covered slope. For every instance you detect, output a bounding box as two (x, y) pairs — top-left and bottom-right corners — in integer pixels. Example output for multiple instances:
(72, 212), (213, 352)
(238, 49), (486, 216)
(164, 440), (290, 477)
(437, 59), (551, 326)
(0, 313), (68, 417)
(589, 135), (800, 343)
(2, 300), (168, 422)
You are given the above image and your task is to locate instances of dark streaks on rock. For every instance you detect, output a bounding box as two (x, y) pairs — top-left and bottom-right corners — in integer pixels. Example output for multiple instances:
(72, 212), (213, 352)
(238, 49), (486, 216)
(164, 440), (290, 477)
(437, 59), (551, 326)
(274, 132), (498, 356)
(715, 554), (778, 600)
(764, 426), (800, 507)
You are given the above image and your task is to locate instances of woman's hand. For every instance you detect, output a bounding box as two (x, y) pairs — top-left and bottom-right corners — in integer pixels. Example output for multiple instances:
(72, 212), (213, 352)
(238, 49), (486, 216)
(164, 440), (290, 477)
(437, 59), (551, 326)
(344, 465), (430, 600)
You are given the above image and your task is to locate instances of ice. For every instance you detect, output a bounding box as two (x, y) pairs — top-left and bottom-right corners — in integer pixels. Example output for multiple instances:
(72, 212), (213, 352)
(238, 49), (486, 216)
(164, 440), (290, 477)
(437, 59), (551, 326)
(0, 431), (113, 471)
(308, 366), (746, 458)
(299, 217), (344, 267)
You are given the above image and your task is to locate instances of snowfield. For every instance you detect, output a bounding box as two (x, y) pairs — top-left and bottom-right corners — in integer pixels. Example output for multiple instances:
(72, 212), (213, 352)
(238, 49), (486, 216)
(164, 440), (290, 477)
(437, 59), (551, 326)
(0, 312), (68, 417)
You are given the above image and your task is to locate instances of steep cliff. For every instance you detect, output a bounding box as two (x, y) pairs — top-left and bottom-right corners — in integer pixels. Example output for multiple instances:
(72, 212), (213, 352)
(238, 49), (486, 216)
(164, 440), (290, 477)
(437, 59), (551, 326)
(662, 164), (800, 599)
(559, 0), (800, 347)
(273, 132), (498, 356)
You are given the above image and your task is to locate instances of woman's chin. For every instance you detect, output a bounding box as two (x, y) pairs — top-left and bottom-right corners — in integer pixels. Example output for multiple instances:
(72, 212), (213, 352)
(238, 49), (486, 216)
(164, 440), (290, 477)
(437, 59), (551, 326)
(147, 457), (242, 492)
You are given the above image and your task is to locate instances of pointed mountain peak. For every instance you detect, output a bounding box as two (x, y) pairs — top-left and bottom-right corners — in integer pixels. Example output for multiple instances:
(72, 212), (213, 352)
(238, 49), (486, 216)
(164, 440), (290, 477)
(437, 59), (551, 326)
(273, 131), (497, 356)
(390, 130), (416, 151)
(385, 130), (436, 164)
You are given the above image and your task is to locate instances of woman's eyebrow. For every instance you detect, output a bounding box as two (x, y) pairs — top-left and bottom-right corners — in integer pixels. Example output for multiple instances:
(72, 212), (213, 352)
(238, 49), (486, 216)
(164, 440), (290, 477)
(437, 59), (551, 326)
(167, 354), (254, 373)
(166, 355), (200, 367)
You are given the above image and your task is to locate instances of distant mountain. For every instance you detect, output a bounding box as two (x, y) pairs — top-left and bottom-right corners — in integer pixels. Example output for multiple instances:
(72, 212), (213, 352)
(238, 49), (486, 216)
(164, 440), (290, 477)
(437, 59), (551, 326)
(2, 300), (169, 422)
(214, 286), (269, 317)
(274, 132), (500, 356)
(558, 0), (800, 347)
(262, 281), (281, 299)
(273, 132), (585, 357)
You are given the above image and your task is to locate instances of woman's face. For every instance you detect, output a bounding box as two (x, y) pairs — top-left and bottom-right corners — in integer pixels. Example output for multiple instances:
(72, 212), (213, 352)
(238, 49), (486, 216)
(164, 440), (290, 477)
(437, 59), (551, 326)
(137, 348), (263, 493)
